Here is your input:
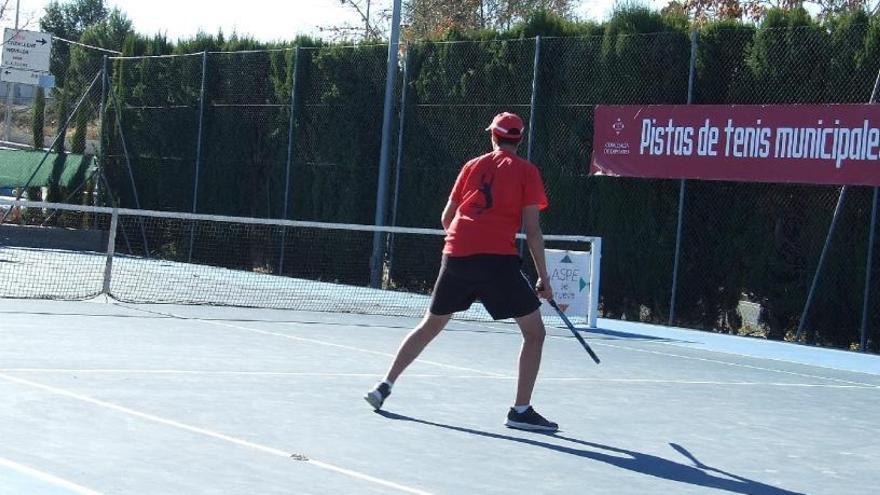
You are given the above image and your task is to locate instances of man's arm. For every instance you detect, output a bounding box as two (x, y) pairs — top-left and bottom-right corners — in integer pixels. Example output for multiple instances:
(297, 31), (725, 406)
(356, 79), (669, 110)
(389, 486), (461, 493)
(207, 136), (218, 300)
(523, 205), (553, 300)
(442, 200), (459, 232)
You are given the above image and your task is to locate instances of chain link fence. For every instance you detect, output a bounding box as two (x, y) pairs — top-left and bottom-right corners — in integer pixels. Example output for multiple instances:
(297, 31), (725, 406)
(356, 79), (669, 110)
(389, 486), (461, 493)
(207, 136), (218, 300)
(9, 23), (878, 352)
(1, 38), (107, 152)
(0, 37), (107, 230)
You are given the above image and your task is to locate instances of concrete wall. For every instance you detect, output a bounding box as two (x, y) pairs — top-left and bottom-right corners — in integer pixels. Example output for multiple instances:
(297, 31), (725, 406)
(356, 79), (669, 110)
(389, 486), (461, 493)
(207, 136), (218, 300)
(0, 224), (108, 252)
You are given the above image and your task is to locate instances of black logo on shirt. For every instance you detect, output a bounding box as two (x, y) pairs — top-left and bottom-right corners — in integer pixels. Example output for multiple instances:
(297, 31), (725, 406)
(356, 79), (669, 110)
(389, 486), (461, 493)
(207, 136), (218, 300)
(477, 172), (494, 213)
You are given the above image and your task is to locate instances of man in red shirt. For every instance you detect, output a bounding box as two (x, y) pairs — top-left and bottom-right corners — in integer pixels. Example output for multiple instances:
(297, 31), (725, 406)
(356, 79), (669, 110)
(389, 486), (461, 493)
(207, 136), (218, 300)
(365, 112), (557, 432)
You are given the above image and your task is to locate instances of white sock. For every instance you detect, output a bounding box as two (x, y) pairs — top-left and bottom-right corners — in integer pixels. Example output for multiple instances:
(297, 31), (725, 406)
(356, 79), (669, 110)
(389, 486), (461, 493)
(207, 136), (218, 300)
(513, 404), (531, 414)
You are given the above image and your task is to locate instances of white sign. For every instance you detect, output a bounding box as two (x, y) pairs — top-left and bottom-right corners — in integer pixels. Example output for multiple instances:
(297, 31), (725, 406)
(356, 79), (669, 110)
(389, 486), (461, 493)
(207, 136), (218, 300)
(1, 66), (43, 85)
(540, 249), (591, 319)
(2, 28), (52, 73)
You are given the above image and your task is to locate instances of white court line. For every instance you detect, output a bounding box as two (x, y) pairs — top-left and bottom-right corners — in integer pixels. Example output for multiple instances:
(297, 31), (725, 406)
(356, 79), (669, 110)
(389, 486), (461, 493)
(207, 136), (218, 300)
(117, 304), (877, 388)
(455, 319), (880, 388)
(2, 369), (876, 390)
(311, 316), (880, 388)
(204, 320), (876, 386)
(114, 304), (507, 378)
(590, 341), (880, 388)
(0, 373), (432, 495)
(197, 319), (510, 378)
(0, 457), (102, 495)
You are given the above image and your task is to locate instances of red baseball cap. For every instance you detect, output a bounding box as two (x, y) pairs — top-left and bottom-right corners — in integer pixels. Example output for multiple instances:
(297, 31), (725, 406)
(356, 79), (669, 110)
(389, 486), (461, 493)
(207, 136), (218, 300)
(486, 112), (525, 140)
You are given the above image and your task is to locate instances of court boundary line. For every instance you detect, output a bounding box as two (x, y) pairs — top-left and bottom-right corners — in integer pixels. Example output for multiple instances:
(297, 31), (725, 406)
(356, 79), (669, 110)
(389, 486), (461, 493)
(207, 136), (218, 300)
(591, 342), (880, 387)
(202, 319), (510, 378)
(205, 318), (877, 388)
(0, 373), (432, 495)
(112, 303), (509, 378)
(454, 318), (880, 377)
(9, 300), (876, 387)
(452, 319), (880, 386)
(0, 457), (102, 495)
(121, 303), (879, 388)
(1, 368), (877, 389)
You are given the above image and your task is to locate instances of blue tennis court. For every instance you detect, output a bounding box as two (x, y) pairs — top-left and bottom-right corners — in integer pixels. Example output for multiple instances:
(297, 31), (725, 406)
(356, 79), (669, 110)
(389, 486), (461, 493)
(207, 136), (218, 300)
(1, 298), (877, 494)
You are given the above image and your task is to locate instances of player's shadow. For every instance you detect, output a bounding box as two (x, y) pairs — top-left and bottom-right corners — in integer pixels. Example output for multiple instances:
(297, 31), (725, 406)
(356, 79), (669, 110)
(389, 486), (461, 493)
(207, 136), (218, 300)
(377, 410), (804, 495)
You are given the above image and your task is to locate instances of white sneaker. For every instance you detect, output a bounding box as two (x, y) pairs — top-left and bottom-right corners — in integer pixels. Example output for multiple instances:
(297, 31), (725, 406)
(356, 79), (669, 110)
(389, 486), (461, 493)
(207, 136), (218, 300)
(363, 382), (391, 411)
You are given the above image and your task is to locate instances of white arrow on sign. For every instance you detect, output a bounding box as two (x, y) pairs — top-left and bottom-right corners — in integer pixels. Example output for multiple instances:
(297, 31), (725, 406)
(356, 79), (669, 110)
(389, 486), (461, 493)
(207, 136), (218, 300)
(2, 28), (53, 73)
(0, 66), (45, 85)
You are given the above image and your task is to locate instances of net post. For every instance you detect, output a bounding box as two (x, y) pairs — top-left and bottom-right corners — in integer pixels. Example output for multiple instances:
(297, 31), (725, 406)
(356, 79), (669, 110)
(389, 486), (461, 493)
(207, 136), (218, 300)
(589, 238), (602, 329)
(103, 207), (119, 296)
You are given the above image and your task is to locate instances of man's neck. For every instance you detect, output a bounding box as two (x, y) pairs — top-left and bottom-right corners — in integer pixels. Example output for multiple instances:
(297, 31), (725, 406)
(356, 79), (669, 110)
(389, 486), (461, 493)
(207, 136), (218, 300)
(494, 144), (519, 154)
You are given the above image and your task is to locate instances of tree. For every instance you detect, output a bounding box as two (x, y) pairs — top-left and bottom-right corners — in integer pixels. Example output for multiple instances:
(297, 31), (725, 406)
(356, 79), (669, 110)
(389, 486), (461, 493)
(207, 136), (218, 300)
(0, 0), (41, 28)
(667, 0), (871, 23)
(32, 87), (46, 150)
(40, 0), (110, 86)
(65, 9), (133, 92)
(326, 0), (582, 40)
(71, 102), (88, 153)
(0, 1), (17, 25)
(676, 0), (744, 22)
(404, 0), (579, 38)
(321, 1), (390, 41)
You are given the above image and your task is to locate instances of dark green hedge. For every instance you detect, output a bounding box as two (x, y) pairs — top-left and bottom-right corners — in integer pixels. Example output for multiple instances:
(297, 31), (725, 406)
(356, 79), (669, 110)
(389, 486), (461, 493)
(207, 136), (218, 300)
(101, 9), (880, 350)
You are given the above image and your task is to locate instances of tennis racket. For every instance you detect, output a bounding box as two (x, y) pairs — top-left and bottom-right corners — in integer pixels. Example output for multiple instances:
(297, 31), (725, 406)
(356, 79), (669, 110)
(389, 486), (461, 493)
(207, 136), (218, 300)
(548, 299), (601, 364)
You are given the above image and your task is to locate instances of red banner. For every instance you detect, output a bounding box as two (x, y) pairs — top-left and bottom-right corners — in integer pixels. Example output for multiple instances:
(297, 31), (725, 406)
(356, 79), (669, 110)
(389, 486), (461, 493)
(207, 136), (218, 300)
(591, 104), (880, 186)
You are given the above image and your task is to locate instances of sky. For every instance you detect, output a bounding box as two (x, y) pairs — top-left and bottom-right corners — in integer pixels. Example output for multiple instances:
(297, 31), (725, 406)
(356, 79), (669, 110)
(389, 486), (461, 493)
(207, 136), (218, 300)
(2, 0), (667, 42)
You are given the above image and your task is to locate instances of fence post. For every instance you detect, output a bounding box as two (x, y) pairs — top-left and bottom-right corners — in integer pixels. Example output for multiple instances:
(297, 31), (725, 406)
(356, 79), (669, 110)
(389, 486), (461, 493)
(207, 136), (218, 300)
(0, 71), (103, 224)
(103, 207), (119, 296)
(387, 44), (412, 273)
(3, 11), (21, 142)
(279, 47), (303, 275)
(188, 51), (209, 262)
(669, 29), (698, 326)
(107, 63), (149, 257)
(517, 36), (542, 258)
(798, 68), (880, 345)
(862, 188), (878, 351)
(96, 55), (109, 213)
(369, 0), (403, 288)
(390, 45), (412, 229)
(527, 36), (541, 162)
(796, 187), (848, 343)
(859, 69), (880, 351)
(3, 82), (12, 142)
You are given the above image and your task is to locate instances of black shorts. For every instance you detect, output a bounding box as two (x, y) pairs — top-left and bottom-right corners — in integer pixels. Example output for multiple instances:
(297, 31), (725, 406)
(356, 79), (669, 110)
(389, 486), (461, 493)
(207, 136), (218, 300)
(429, 254), (541, 320)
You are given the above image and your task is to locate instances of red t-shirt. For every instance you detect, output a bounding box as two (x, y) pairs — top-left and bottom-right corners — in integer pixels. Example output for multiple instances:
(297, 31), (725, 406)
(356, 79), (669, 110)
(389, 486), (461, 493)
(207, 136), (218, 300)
(444, 150), (548, 256)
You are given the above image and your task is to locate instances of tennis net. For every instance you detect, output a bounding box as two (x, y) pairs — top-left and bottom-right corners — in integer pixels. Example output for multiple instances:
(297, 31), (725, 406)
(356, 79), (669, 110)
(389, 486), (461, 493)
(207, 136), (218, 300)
(0, 199), (601, 325)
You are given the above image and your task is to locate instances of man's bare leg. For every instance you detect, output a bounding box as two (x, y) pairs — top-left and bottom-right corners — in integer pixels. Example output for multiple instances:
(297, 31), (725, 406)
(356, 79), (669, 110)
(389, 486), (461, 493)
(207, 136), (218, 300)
(385, 312), (451, 383)
(365, 312), (450, 410)
(513, 309), (546, 406)
(504, 308), (557, 431)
